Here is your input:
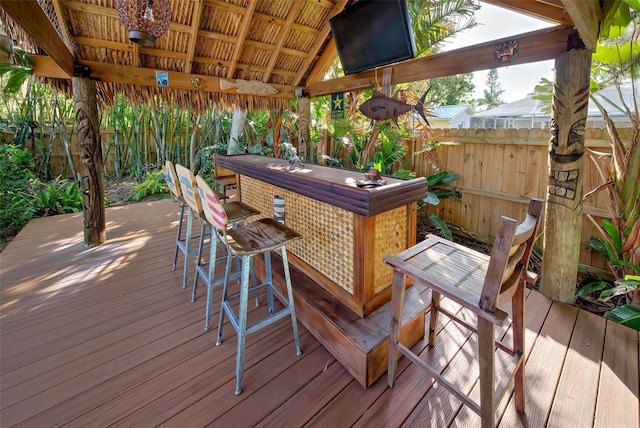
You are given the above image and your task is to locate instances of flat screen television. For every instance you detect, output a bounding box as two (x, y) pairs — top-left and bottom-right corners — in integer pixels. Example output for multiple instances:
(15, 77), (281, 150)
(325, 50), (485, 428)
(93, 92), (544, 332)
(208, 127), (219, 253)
(329, 0), (416, 75)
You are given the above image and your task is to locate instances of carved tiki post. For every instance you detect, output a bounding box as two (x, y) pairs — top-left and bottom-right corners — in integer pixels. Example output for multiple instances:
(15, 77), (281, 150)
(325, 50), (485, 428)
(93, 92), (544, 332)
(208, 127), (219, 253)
(297, 93), (311, 162)
(73, 77), (106, 247)
(540, 49), (592, 303)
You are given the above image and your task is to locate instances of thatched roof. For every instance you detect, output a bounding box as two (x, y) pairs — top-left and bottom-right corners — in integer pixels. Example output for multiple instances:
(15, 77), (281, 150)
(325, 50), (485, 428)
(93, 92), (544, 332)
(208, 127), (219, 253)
(0, 0), (604, 111)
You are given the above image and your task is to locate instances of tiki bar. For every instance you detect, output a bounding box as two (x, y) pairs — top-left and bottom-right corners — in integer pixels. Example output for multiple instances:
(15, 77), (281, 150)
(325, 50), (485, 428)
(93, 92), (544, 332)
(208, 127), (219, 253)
(219, 154), (428, 386)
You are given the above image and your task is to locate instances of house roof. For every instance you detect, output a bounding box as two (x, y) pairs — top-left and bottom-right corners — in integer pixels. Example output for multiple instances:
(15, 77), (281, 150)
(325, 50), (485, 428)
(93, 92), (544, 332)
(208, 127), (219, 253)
(471, 81), (639, 120)
(432, 104), (475, 119)
(472, 97), (545, 118)
(0, 1), (605, 111)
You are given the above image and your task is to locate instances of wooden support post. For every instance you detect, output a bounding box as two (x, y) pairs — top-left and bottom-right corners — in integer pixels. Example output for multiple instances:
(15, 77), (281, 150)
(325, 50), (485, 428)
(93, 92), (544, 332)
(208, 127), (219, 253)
(540, 49), (592, 303)
(73, 77), (106, 247)
(297, 94), (310, 162)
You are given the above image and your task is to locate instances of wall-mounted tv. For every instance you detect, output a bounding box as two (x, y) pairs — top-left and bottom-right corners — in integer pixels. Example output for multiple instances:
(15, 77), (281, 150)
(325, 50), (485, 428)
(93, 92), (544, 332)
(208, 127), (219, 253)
(329, 0), (416, 75)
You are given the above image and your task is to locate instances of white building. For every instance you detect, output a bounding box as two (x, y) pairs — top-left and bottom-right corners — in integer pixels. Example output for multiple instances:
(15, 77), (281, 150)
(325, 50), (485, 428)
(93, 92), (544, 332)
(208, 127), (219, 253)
(470, 82), (638, 129)
(428, 104), (475, 129)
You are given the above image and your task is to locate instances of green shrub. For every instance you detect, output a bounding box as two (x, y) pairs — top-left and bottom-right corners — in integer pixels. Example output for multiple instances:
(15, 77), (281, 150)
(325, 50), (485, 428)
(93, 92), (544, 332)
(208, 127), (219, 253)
(129, 170), (170, 202)
(28, 176), (83, 216)
(0, 144), (37, 237)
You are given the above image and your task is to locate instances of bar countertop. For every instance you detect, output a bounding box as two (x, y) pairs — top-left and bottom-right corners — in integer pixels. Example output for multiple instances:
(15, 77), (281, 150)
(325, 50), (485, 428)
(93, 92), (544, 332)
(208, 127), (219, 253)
(218, 154), (427, 217)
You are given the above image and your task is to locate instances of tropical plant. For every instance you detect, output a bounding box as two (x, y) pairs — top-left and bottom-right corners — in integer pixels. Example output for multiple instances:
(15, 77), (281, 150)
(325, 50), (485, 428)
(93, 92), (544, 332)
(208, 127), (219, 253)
(128, 170), (170, 202)
(583, 10), (639, 310)
(407, 0), (480, 56)
(28, 175), (83, 217)
(476, 68), (505, 111)
(426, 73), (476, 106)
(0, 143), (37, 237)
(0, 47), (33, 94)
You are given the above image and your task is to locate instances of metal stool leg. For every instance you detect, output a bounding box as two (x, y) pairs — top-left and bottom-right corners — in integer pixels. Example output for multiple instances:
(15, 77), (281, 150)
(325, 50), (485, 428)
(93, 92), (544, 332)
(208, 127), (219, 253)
(192, 221), (217, 302)
(172, 203), (185, 270)
(282, 247), (301, 356)
(216, 252), (235, 344)
(215, 241), (302, 395)
(264, 252), (274, 313)
(235, 254), (252, 395)
(182, 207), (193, 288)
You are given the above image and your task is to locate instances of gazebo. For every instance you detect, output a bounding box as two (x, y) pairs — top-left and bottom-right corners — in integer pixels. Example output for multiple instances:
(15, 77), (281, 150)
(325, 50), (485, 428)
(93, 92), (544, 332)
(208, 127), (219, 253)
(0, 0), (612, 303)
(1, 1), (637, 426)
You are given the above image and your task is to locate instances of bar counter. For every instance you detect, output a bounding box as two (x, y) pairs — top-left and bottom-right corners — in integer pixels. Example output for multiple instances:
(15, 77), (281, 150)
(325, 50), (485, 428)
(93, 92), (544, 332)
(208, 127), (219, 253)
(218, 154), (429, 386)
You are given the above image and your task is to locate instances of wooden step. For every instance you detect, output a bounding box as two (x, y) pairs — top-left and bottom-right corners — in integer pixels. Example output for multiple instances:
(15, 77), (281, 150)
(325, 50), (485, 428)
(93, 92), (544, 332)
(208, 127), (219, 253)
(255, 253), (429, 387)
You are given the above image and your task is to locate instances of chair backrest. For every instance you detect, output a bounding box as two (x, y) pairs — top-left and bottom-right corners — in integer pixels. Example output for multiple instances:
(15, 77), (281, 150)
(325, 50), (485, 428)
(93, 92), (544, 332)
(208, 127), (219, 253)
(479, 198), (544, 312)
(175, 164), (203, 215)
(196, 175), (229, 231)
(213, 153), (236, 179)
(164, 161), (182, 201)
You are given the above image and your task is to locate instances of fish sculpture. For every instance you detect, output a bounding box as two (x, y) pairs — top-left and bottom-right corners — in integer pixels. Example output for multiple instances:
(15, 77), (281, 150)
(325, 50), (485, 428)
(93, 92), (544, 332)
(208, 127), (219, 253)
(359, 89), (430, 125)
(219, 79), (279, 96)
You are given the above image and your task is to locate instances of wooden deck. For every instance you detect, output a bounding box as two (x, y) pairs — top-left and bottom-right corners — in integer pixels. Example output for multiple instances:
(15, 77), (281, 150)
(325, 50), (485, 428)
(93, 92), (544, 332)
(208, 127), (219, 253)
(1, 200), (638, 427)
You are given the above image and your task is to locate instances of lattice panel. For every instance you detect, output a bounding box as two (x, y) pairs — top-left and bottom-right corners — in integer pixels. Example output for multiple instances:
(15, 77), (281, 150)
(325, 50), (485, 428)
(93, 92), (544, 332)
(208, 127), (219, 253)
(241, 176), (355, 293)
(374, 206), (407, 293)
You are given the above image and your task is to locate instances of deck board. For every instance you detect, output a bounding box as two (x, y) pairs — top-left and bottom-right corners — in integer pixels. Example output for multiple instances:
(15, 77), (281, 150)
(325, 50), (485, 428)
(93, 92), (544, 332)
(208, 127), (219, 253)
(1, 199), (638, 427)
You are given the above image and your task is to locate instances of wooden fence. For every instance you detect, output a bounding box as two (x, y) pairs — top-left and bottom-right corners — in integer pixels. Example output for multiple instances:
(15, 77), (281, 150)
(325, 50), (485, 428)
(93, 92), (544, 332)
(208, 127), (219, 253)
(14, 125), (629, 270)
(414, 127), (633, 271)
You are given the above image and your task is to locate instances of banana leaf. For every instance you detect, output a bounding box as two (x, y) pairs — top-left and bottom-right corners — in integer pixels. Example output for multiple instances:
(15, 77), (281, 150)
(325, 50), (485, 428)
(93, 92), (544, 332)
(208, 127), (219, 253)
(604, 304), (640, 331)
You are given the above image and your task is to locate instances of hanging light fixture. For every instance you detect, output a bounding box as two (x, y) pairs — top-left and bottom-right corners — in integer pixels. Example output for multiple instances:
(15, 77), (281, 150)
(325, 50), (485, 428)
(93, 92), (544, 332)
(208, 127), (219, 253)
(115, 0), (172, 48)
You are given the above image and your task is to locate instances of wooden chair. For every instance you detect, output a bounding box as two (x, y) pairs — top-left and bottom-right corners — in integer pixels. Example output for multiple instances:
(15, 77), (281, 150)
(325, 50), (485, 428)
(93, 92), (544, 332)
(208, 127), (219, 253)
(385, 198), (544, 428)
(196, 174), (302, 395)
(213, 153), (237, 198)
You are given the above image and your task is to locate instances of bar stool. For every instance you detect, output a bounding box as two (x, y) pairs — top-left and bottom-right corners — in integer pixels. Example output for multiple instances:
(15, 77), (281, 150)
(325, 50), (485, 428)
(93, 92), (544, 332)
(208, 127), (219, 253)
(174, 164), (227, 290)
(191, 182), (260, 328)
(164, 161), (186, 273)
(195, 175), (302, 395)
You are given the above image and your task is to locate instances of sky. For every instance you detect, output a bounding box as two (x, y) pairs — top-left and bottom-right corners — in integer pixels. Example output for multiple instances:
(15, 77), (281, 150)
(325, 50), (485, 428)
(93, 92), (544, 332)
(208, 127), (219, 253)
(440, 3), (556, 103)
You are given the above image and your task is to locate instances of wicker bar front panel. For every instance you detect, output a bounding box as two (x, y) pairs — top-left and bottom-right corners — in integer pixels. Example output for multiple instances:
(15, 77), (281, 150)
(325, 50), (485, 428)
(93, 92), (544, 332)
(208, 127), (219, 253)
(374, 206), (407, 294)
(241, 176), (355, 294)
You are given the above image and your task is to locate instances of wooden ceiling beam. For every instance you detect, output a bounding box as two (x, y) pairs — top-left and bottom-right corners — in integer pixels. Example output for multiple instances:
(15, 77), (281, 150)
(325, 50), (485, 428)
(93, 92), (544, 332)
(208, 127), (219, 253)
(51, 0), (73, 50)
(197, 30), (236, 44)
(184, 0), (204, 74)
(262, 0), (305, 82)
(253, 11), (320, 36)
(309, 26), (577, 97)
(204, 0), (246, 15)
(74, 36), (190, 61)
(193, 56), (298, 77)
(304, 39), (337, 86)
(1, 0), (75, 77)
(293, 0), (348, 87)
(244, 40), (307, 58)
(62, 1), (190, 32)
(481, 0), (573, 25)
(227, 0), (257, 78)
(32, 55), (296, 98)
(560, 0), (601, 51)
(74, 36), (133, 52)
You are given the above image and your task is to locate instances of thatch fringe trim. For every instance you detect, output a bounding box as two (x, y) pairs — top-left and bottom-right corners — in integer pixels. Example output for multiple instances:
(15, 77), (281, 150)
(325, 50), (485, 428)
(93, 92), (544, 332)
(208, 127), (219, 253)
(37, 0), (77, 55)
(37, 78), (292, 113)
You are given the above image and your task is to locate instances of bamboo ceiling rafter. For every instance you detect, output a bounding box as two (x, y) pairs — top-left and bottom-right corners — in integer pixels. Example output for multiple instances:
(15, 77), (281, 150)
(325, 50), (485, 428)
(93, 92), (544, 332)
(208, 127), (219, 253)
(295, 0), (348, 86)
(482, 0), (573, 25)
(227, 0), (256, 79)
(50, 0), (73, 51)
(184, 0), (204, 74)
(262, 0), (304, 83)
